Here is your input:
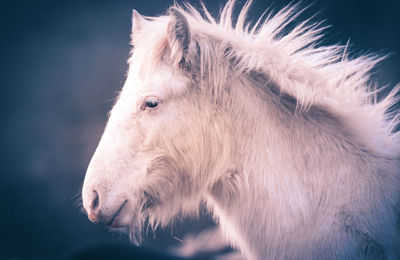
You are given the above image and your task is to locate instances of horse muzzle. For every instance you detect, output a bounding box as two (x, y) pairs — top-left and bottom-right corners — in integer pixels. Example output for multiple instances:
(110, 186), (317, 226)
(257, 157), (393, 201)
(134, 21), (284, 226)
(83, 189), (129, 228)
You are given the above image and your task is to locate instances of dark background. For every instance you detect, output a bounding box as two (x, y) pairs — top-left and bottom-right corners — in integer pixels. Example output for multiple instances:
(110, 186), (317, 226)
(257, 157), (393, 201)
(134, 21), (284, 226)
(1, 0), (399, 258)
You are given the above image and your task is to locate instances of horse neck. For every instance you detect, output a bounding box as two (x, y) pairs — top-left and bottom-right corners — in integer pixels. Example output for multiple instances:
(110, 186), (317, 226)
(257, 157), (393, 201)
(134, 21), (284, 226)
(205, 75), (350, 259)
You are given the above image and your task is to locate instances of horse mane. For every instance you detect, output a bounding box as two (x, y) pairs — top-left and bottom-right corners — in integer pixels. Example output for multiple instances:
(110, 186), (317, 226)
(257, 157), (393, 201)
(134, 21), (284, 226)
(130, 0), (400, 157)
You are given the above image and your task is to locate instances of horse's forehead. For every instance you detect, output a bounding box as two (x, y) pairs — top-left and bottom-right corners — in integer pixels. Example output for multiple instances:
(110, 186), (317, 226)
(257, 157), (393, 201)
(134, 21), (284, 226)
(124, 62), (189, 98)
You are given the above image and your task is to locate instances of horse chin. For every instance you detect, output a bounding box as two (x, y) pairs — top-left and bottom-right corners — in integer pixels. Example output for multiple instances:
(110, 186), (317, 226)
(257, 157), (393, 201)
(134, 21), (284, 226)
(127, 203), (178, 245)
(119, 190), (180, 244)
(108, 210), (133, 229)
(109, 217), (146, 246)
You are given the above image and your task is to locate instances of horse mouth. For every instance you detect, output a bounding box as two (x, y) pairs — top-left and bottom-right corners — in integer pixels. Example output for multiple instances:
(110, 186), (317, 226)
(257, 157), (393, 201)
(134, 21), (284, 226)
(107, 200), (128, 228)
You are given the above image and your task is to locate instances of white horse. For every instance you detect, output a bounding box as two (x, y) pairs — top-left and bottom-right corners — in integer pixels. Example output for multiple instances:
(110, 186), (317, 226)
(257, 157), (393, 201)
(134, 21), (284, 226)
(82, 1), (400, 259)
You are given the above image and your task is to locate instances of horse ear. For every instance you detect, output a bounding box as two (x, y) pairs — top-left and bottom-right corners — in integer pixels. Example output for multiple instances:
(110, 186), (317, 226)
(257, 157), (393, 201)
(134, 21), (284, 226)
(167, 7), (191, 66)
(131, 10), (146, 35)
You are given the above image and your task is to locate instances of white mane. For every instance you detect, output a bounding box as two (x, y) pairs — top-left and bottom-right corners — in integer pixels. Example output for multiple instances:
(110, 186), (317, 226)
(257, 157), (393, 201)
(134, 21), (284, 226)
(130, 0), (400, 157)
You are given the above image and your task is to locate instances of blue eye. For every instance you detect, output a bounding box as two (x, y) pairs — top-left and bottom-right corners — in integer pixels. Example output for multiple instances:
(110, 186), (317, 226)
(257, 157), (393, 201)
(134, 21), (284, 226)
(142, 96), (161, 110)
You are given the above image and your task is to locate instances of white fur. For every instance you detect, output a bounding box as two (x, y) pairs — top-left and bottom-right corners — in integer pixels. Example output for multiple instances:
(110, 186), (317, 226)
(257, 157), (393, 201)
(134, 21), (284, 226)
(82, 1), (400, 259)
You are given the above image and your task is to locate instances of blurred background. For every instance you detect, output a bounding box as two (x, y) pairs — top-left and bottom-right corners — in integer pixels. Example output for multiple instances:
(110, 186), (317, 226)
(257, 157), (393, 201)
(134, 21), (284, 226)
(1, 0), (399, 258)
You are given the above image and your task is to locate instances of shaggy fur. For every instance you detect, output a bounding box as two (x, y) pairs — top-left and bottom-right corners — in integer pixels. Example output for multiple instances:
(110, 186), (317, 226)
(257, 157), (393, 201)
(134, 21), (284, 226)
(82, 1), (400, 259)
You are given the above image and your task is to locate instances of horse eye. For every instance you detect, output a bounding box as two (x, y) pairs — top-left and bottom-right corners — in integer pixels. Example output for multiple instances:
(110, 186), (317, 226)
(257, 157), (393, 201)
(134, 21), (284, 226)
(142, 97), (161, 110)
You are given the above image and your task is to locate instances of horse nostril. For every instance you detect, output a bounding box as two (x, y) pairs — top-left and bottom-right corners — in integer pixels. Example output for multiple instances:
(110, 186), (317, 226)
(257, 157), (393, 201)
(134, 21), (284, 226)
(91, 190), (99, 211)
(87, 190), (101, 223)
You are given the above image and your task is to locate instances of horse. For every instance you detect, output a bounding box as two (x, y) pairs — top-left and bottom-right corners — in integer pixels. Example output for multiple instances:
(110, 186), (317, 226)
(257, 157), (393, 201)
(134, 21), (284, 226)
(81, 1), (400, 259)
